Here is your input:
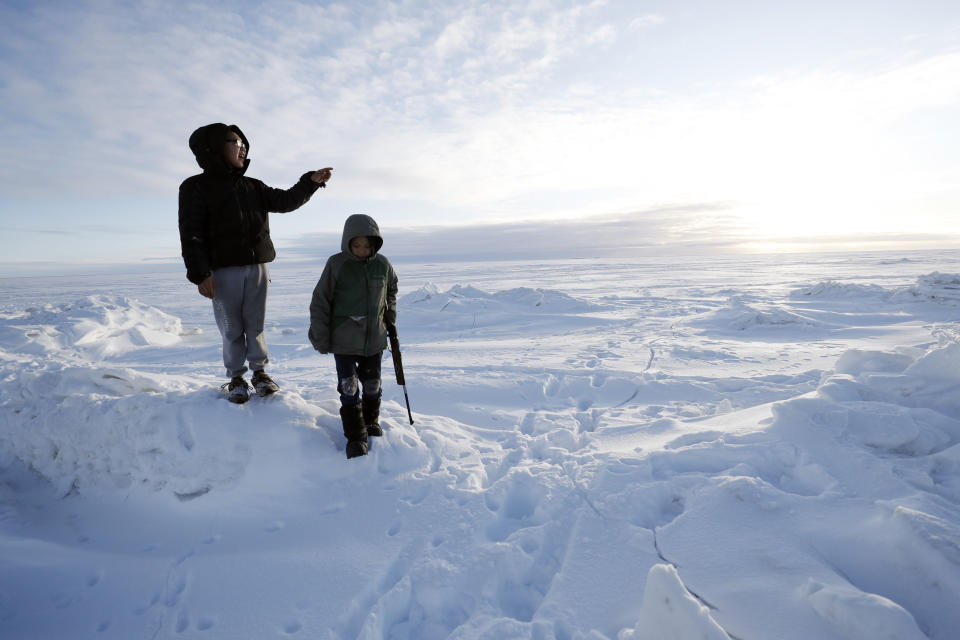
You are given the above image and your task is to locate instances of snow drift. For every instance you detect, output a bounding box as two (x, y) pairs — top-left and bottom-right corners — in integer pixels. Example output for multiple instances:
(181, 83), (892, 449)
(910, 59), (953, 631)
(2, 261), (960, 639)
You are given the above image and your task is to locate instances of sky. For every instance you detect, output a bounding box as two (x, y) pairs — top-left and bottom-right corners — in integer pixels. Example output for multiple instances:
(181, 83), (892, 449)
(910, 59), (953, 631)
(2, 0), (960, 276)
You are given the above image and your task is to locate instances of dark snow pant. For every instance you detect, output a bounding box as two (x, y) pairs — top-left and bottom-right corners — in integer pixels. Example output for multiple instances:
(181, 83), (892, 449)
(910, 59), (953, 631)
(212, 264), (269, 379)
(334, 353), (382, 407)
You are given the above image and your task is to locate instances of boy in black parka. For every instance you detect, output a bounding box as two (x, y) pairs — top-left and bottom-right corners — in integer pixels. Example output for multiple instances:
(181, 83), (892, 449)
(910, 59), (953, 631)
(178, 122), (332, 403)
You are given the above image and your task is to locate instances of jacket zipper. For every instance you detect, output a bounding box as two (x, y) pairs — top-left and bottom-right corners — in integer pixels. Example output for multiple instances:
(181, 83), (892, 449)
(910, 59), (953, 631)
(239, 190), (259, 261)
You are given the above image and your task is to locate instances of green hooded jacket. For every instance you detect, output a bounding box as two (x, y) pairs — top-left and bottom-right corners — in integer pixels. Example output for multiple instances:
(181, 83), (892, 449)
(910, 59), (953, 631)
(308, 214), (398, 356)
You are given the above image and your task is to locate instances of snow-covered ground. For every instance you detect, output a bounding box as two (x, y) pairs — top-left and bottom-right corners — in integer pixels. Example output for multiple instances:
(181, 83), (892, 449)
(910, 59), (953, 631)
(2, 251), (960, 640)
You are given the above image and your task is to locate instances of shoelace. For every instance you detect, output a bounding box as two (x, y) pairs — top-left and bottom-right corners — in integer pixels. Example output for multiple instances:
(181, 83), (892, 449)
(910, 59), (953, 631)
(220, 379), (249, 392)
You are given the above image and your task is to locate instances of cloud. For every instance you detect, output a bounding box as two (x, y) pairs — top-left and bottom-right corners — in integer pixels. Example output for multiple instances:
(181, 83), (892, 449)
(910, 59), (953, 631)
(6, 2), (958, 211)
(432, 14), (478, 60)
(2, 0), (960, 269)
(630, 14), (666, 30)
(0, 226), (71, 236)
(0, 0), (616, 197)
(280, 209), (960, 266)
(282, 203), (750, 262)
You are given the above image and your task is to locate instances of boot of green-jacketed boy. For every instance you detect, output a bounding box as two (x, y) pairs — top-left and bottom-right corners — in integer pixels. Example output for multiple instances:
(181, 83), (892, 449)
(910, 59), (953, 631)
(340, 404), (368, 459)
(362, 396), (382, 437)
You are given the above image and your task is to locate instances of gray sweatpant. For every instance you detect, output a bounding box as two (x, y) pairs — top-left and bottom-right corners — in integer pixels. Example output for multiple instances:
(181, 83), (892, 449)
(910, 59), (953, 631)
(212, 263), (269, 379)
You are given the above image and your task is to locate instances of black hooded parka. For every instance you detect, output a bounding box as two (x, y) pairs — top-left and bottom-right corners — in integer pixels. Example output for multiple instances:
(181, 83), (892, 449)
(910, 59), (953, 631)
(178, 123), (322, 285)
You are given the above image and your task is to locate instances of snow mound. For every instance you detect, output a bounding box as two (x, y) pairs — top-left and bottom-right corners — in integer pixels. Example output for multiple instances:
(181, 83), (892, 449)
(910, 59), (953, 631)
(0, 297), (337, 497)
(618, 340), (960, 639)
(0, 355), (437, 498)
(1, 363), (251, 497)
(879, 257), (918, 265)
(825, 343), (960, 422)
(0, 295), (183, 358)
(797, 343), (960, 437)
(891, 272), (960, 304)
(834, 349), (915, 375)
(791, 280), (888, 299)
(802, 580), (927, 640)
(620, 564), (731, 639)
(792, 272), (960, 305)
(402, 283), (600, 313)
(692, 296), (823, 331)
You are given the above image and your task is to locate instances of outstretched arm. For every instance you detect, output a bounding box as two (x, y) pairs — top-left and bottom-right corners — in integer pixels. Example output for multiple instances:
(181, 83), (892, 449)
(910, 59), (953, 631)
(258, 167), (334, 213)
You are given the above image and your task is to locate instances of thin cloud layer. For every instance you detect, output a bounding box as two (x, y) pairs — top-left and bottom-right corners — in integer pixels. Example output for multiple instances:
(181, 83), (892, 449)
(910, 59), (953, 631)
(1, 0), (960, 272)
(281, 207), (960, 265)
(285, 203), (774, 262)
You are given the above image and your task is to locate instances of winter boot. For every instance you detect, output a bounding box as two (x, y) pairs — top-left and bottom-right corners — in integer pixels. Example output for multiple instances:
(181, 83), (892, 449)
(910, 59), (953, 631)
(223, 376), (250, 404)
(251, 369), (280, 397)
(362, 396), (383, 437)
(340, 404), (368, 459)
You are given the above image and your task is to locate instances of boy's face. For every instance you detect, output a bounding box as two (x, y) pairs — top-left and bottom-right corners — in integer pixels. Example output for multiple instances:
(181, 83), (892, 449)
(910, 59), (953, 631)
(349, 236), (373, 259)
(223, 133), (246, 169)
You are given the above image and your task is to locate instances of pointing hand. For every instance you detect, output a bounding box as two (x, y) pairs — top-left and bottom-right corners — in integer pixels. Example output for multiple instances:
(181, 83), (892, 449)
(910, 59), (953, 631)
(310, 167), (333, 185)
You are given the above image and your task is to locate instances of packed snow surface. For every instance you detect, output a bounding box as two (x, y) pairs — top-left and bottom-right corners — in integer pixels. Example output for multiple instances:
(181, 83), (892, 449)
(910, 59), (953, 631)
(2, 251), (960, 639)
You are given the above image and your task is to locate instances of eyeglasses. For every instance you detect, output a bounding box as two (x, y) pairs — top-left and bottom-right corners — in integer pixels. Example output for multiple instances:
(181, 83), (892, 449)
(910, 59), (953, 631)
(225, 138), (245, 148)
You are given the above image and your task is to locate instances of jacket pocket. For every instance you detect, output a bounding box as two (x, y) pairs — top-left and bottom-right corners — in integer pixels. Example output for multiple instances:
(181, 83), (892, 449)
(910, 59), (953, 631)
(367, 276), (386, 308)
(332, 316), (367, 355)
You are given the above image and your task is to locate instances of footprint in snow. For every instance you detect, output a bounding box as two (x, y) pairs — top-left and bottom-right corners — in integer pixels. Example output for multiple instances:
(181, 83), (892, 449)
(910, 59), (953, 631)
(520, 412), (536, 435)
(134, 592), (161, 615)
(177, 418), (195, 452)
(176, 610), (189, 633)
(484, 473), (547, 542)
(543, 375), (560, 397)
(575, 411), (599, 433)
(402, 484), (429, 505)
(165, 577), (188, 608)
(318, 503), (344, 515)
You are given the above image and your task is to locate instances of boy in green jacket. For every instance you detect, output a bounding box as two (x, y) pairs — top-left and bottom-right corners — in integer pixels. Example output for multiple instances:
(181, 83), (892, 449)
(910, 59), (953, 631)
(309, 214), (399, 459)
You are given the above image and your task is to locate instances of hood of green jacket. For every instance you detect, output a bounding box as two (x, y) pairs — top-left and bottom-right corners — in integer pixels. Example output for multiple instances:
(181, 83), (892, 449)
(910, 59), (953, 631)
(188, 123), (250, 176)
(340, 214), (384, 256)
